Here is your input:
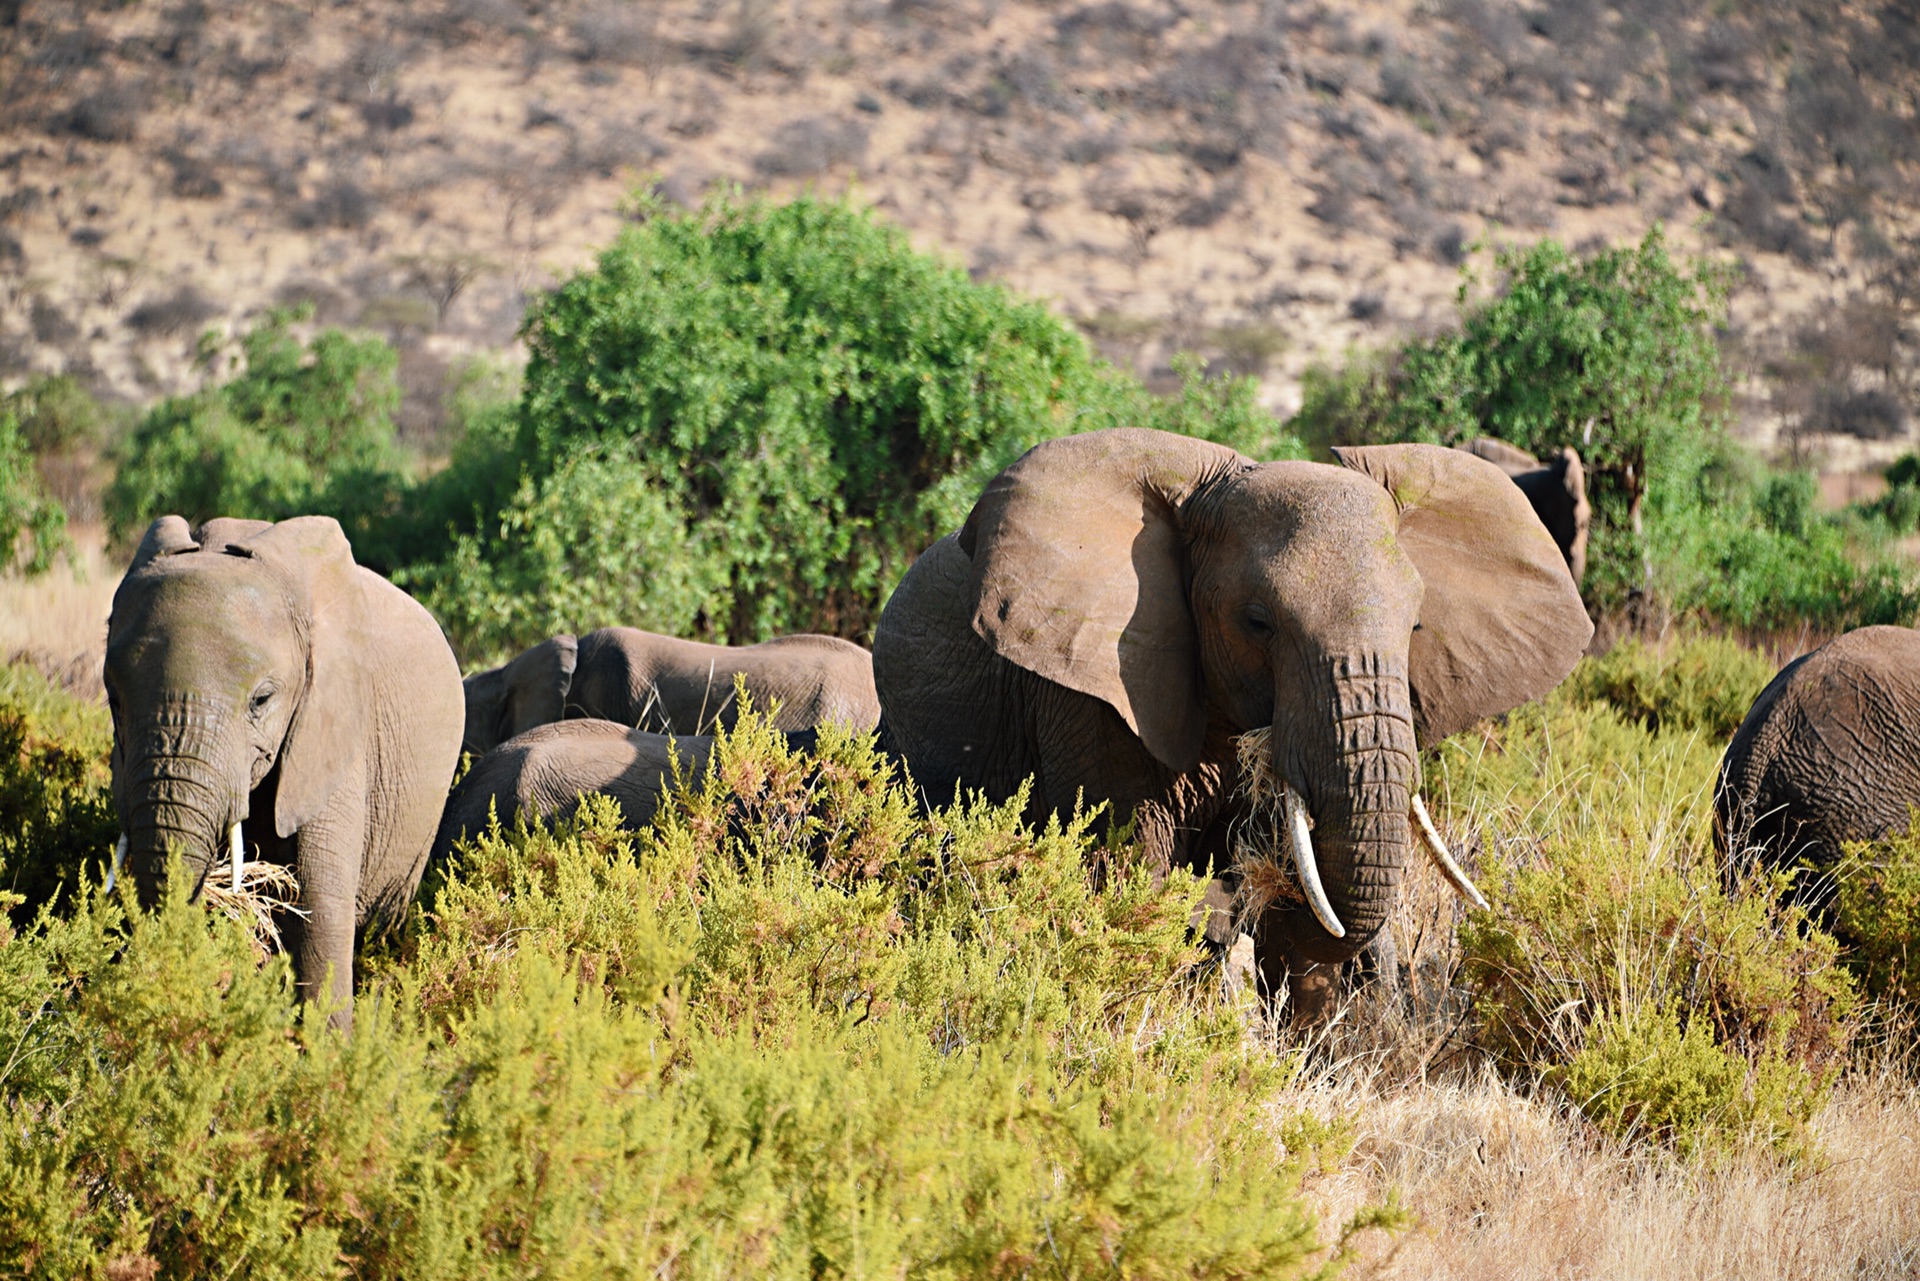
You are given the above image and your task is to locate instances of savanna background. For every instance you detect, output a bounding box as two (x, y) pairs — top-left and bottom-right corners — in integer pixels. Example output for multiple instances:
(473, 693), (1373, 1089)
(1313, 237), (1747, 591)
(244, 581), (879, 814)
(4, 0), (1920, 1276)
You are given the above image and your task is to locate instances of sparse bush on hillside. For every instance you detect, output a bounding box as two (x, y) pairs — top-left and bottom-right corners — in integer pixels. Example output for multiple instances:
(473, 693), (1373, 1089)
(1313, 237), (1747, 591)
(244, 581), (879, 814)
(105, 307), (407, 549)
(400, 190), (1295, 659)
(0, 706), (1386, 1277)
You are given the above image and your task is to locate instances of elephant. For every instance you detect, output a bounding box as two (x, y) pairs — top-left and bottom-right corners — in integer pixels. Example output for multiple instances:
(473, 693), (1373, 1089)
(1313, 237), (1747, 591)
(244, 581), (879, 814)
(434, 721), (831, 860)
(1714, 625), (1920, 907)
(1458, 438), (1591, 585)
(460, 627), (879, 756)
(872, 428), (1592, 1012)
(104, 515), (464, 1023)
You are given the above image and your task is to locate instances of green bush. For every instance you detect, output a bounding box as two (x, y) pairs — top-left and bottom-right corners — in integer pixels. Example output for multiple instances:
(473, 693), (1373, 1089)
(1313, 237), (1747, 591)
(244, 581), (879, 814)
(1566, 633), (1777, 740)
(1436, 667), (1857, 1163)
(1836, 814), (1920, 1007)
(402, 190), (1295, 658)
(0, 405), (69, 577)
(1288, 230), (1919, 629)
(105, 308), (408, 549)
(0, 664), (115, 929)
(0, 708), (1393, 1276)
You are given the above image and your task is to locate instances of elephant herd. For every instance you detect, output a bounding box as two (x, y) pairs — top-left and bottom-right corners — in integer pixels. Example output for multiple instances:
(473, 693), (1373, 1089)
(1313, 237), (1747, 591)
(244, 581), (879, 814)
(97, 428), (1913, 1025)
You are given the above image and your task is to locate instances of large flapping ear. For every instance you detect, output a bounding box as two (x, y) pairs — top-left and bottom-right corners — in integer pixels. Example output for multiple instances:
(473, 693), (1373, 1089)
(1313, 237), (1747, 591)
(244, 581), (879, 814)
(505, 634), (578, 738)
(127, 516), (199, 571)
(227, 517), (368, 837)
(962, 428), (1250, 772)
(1334, 443), (1593, 746)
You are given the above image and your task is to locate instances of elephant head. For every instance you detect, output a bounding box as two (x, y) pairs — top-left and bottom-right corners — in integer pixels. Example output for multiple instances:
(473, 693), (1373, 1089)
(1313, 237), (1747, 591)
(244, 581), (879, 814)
(104, 515), (371, 905)
(461, 635), (580, 756)
(954, 429), (1591, 963)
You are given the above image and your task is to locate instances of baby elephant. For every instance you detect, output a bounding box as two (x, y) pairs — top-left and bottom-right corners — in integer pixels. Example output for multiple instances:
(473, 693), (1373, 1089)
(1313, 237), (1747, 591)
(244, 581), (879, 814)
(435, 720), (713, 858)
(1715, 625), (1920, 902)
(460, 627), (879, 756)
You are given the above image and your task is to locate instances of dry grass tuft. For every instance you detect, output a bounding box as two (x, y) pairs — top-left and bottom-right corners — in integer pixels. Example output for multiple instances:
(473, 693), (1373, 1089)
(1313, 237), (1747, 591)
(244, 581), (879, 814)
(199, 861), (306, 958)
(1230, 725), (1304, 926)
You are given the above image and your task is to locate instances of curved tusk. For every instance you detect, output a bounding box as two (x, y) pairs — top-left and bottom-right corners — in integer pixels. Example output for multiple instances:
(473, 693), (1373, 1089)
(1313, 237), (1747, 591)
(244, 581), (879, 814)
(230, 823), (245, 892)
(105, 834), (127, 894)
(1283, 783), (1345, 939)
(1412, 794), (1490, 912)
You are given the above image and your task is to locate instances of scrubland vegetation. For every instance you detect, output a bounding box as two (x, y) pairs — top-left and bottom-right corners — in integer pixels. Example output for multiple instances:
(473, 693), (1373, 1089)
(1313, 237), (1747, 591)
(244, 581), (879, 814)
(3, 192), (1920, 1274)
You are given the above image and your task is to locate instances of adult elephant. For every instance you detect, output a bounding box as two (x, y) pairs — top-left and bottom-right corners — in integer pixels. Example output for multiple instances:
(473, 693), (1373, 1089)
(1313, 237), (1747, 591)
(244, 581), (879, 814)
(873, 429), (1592, 1007)
(104, 515), (464, 1023)
(1714, 625), (1920, 901)
(460, 627), (878, 756)
(1458, 438), (1591, 585)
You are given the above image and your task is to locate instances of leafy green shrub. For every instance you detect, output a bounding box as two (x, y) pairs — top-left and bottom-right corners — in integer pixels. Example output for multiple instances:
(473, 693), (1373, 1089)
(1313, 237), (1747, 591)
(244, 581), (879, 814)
(0, 709), (1392, 1276)
(105, 307), (407, 549)
(1566, 633), (1777, 740)
(1288, 230), (1919, 630)
(0, 663), (115, 929)
(1437, 671), (1858, 1163)
(1835, 814), (1920, 1007)
(404, 190), (1295, 658)
(0, 405), (68, 576)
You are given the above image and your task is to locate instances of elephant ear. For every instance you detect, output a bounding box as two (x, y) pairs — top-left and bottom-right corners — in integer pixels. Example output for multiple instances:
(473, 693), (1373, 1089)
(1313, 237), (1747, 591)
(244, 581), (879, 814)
(128, 515), (199, 570)
(193, 517), (275, 554)
(962, 428), (1250, 772)
(507, 635), (578, 737)
(228, 517), (369, 837)
(1334, 443), (1593, 746)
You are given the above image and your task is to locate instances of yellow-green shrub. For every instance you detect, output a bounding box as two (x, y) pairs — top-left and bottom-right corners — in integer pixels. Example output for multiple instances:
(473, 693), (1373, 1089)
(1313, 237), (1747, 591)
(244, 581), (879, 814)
(0, 663), (115, 930)
(1438, 672), (1858, 1162)
(1564, 632), (1777, 740)
(0, 712), (1390, 1278)
(1836, 813), (1920, 1007)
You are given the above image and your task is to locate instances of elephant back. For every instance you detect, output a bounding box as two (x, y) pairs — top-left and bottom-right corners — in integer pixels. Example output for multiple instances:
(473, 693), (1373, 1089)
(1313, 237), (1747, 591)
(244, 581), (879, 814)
(1715, 625), (1920, 879)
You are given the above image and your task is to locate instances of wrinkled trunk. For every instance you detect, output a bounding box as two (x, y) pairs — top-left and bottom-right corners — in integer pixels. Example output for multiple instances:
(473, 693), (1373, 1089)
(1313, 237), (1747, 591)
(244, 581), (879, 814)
(118, 696), (241, 903)
(1273, 653), (1418, 965)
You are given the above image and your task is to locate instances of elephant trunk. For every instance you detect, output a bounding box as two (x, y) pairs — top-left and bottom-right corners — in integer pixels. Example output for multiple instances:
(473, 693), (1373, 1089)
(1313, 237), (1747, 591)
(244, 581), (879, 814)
(118, 697), (245, 903)
(1274, 654), (1418, 965)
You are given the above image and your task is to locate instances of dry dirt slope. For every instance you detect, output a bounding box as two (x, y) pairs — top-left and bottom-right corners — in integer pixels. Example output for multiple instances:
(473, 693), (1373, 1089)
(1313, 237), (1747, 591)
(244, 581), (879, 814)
(3, 0), (1919, 460)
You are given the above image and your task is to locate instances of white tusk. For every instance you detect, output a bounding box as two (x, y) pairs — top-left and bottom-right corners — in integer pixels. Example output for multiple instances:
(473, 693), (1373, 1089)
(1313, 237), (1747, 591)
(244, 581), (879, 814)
(105, 834), (127, 894)
(1412, 794), (1490, 911)
(1283, 783), (1345, 939)
(230, 823), (245, 891)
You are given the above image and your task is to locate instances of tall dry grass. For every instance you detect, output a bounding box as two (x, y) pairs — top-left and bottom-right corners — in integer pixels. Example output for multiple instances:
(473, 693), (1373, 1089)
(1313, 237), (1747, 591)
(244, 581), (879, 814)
(0, 522), (117, 696)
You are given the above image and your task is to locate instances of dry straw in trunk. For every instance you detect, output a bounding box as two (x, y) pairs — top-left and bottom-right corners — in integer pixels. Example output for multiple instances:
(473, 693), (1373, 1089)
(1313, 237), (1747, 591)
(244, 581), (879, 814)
(200, 861), (307, 959)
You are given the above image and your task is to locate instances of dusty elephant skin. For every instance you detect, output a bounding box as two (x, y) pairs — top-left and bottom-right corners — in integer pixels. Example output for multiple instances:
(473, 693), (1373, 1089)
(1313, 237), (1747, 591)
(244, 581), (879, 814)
(104, 515), (464, 1025)
(873, 428), (1592, 1002)
(436, 720), (827, 858)
(1458, 438), (1591, 586)
(460, 627), (878, 755)
(1714, 625), (1920, 903)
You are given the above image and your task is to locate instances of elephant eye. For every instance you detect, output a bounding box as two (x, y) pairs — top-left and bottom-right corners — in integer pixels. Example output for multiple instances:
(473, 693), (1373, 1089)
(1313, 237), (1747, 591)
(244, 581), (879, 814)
(1242, 609), (1274, 638)
(249, 687), (274, 716)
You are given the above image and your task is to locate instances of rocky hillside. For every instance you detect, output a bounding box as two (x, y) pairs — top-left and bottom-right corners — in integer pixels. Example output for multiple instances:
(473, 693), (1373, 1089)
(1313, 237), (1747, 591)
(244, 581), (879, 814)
(3, 0), (1918, 464)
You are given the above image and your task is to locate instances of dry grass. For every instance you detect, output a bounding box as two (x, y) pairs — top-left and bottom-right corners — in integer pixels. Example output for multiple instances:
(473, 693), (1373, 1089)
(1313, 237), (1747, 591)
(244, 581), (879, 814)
(198, 859), (307, 959)
(0, 522), (117, 697)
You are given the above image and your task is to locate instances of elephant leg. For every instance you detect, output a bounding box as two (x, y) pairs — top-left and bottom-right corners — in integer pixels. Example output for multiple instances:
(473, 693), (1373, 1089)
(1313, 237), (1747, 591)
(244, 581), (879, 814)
(287, 800), (366, 1031)
(1250, 917), (1342, 1024)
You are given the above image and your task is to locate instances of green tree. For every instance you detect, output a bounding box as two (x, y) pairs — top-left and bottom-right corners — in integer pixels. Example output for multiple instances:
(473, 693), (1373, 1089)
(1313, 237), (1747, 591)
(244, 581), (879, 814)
(0, 406), (69, 577)
(409, 189), (1292, 657)
(105, 308), (406, 548)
